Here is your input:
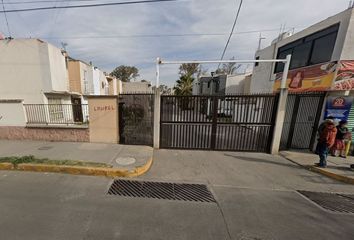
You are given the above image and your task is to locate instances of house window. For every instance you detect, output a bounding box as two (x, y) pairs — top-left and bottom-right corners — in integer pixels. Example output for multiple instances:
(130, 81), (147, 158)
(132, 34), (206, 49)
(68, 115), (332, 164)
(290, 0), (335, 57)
(47, 98), (64, 122)
(275, 48), (292, 73)
(255, 56), (260, 67)
(274, 23), (339, 73)
(309, 32), (337, 65)
(290, 41), (312, 69)
(215, 81), (220, 93)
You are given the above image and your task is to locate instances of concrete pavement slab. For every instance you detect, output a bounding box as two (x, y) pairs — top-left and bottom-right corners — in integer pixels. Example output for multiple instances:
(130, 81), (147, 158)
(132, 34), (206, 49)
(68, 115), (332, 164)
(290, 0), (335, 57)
(213, 186), (354, 240)
(142, 149), (354, 194)
(281, 150), (354, 184)
(0, 140), (152, 170)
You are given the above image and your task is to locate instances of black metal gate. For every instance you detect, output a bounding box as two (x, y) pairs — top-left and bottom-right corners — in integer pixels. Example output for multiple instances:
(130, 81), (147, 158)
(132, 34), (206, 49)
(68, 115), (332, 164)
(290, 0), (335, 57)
(118, 94), (154, 146)
(280, 92), (325, 150)
(160, 94), (279, 152)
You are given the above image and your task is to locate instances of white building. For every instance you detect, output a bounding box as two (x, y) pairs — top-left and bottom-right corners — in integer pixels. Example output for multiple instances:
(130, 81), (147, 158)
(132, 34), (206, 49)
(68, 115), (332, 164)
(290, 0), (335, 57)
(121, 81), (152, 94)
(0, 38), (73, 104)
(194, 73), (251, 95)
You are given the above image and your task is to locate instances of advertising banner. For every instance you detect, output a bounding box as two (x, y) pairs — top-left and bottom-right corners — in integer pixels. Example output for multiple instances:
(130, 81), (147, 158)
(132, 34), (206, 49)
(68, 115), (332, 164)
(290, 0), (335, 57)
(324, 96), (353, 122)
(273, 62), (337, 92)
(332, 60), (354, 90)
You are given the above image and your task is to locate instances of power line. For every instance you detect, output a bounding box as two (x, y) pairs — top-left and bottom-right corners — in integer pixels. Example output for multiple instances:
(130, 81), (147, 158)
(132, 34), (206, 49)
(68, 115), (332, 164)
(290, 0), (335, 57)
(3, 0), (128, 4)
(38, 28), (293, 39)
(218, 0), (243, 68)
(1, 0), (11, 36)
(0, 0), (179, 13)
(48, 0), (67, 38)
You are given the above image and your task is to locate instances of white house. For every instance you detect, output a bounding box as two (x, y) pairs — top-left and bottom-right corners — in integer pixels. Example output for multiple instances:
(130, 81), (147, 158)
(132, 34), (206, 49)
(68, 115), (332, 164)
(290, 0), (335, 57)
(0, 38), (73, 104)
(193, 73), (251, 95)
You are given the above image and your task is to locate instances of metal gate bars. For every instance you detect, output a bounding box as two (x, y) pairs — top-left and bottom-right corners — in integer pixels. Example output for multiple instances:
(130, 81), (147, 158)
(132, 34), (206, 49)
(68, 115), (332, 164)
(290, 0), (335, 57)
(160, 94), (279, 152)
(118, 94), (154, 146)
(280, 92), (325, 150)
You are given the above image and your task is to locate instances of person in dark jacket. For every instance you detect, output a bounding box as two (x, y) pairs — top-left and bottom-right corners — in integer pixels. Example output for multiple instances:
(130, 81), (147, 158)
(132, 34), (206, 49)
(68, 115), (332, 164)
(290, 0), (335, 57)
(316, 120), (337, 168)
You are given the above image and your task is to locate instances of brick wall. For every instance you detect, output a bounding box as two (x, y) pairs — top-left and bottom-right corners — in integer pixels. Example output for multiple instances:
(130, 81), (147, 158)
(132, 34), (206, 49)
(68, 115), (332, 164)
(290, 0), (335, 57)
(0, 127), (89, 142)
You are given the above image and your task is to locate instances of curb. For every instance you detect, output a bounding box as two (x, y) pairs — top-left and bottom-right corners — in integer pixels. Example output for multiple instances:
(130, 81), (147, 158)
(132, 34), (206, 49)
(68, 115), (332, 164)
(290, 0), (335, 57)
(0, 157), (153, 178)
(307, 165), (354, 185)
(0, 163), (15, 170)
(280, 153), (354, 185)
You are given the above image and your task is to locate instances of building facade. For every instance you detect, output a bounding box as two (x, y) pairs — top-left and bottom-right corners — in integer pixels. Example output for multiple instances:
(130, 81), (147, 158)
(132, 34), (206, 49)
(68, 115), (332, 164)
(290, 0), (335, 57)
(251, 7), (354, 93)
(194, 73), (251, 95)
(251, 8), (354, 153)
(0, 38), (72, 104)
(121, 81), (152, 94)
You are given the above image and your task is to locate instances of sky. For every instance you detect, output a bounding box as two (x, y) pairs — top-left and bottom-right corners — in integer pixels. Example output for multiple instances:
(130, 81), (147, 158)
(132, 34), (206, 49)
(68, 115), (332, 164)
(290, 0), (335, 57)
(0, 0), (351, 87)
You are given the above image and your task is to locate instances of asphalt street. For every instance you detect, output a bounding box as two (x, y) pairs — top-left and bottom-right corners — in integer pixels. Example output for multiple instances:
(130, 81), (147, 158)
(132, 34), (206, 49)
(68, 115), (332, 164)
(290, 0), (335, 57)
(0, 150), (353, 240)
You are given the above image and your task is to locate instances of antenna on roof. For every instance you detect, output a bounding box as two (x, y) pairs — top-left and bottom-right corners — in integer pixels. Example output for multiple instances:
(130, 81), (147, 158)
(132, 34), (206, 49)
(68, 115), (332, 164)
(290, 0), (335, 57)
(61, 42), (68, 51)
(257, 33), (266, 50)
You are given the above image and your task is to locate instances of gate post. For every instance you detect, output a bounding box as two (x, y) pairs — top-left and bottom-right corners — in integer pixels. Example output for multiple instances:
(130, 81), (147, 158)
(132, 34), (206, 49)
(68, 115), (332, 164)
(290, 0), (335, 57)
(153, 89), (161, 149)
(153, 58), (161, 149)
(271, 54), (291, 154)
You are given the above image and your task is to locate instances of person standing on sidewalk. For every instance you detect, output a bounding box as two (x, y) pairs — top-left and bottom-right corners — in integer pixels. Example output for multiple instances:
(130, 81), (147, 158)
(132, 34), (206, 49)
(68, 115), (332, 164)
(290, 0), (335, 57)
(316, 119), (337, 168)
(331, 120), (351, 158)
(315, 116), (335, 154)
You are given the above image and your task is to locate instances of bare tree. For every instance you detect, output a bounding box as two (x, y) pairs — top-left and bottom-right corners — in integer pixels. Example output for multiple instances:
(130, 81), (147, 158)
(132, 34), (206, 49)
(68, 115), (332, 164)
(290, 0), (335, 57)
(216, 57), (241, 75)
(179, 63), (200, 76)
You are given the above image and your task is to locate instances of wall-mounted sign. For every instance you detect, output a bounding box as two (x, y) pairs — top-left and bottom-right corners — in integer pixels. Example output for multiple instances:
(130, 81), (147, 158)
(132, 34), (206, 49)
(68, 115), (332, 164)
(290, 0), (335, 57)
(93, 105), (115, 111)
(324, 96), (353, 122)
(273, 61), (337, 92)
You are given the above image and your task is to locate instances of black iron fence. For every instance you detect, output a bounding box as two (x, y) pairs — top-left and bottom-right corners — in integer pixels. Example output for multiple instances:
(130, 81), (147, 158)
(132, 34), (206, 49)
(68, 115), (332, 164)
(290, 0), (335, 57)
(160, 94), (279, 152)
(24, 104), (89, 125)
(280, 92), (325, 150)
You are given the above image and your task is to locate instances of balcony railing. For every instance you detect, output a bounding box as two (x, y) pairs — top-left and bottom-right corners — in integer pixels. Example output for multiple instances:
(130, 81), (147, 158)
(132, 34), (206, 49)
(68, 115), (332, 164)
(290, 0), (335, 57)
(24, 104), (89, 125)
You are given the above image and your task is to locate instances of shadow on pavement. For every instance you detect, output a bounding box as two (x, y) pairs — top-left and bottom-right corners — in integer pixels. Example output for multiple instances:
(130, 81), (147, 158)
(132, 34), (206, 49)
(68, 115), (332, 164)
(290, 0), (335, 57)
(224, 154), (303, 169)
(298, 174), (345, 185)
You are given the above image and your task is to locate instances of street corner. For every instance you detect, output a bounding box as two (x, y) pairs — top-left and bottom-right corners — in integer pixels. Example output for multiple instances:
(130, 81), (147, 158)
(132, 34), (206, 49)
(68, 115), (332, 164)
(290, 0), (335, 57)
(0, 155), (154, 179)
(124, 156), (154, 178)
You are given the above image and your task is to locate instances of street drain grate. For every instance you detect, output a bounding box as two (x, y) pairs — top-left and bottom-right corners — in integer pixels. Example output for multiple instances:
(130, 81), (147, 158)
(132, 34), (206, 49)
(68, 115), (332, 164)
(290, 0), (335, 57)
(38, 146), (53, 150)
(108, 179), (216, 203)
(298, 190), (354, 214)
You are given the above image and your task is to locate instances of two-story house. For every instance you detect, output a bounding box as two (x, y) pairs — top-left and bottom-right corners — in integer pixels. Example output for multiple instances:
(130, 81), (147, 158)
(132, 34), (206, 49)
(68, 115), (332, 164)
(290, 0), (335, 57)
(0, 38), (76, 105)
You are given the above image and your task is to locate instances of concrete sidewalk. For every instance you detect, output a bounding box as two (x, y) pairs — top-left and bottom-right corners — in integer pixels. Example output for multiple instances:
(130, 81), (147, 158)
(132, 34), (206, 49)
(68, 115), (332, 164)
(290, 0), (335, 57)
(281, 150), (354, 184)
(0, 140), (152, 171)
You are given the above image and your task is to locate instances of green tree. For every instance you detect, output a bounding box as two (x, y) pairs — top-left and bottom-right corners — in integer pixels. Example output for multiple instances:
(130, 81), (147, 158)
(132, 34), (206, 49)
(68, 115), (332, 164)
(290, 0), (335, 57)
(173, 74), (194, 96)
(110, 65), (139, 82)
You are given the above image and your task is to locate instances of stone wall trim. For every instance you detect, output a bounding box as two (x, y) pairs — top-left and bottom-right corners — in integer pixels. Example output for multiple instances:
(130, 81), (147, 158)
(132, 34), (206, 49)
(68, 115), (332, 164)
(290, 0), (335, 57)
(0, 127), (89, 142)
